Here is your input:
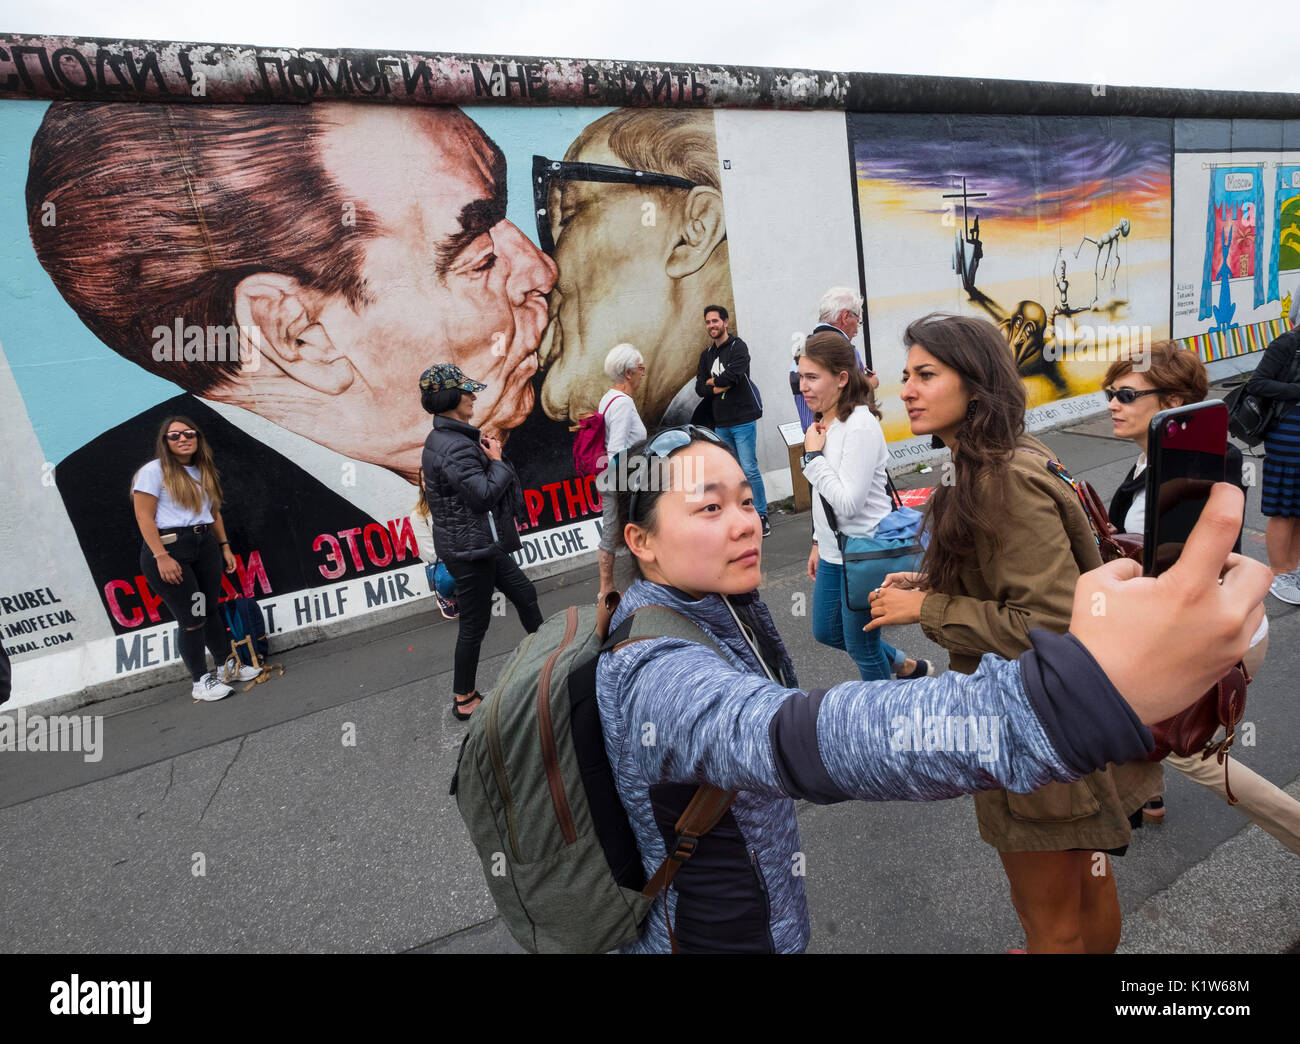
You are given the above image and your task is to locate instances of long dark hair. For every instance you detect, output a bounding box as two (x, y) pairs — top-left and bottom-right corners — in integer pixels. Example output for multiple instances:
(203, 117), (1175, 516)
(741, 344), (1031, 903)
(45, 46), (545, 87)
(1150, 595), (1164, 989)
(905, 314), (1027, 595)
(801, 331), (878, 422)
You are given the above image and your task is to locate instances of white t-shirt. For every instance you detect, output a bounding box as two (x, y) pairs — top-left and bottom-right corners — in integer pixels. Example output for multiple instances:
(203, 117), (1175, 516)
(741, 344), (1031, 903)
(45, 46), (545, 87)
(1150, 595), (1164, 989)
(599, 389), (647, 460)
(132, 459), (214, 528)
(803, 405), (893, 565)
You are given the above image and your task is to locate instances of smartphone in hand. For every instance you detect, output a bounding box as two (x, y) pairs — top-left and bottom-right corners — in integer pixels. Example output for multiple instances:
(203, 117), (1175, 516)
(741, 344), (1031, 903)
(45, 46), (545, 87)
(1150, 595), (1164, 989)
(1143, 401), (1229, 577)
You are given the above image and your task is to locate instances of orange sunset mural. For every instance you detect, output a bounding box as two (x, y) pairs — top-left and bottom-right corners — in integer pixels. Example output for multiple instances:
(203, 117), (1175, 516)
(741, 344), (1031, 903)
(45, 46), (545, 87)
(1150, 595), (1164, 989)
(849, 114), (1172, 442)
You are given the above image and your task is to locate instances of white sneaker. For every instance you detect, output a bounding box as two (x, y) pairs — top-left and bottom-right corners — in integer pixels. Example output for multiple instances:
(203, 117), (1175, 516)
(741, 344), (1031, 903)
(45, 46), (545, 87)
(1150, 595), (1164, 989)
(193, 673), (233, 702)
(231, 663), (262, 682)
(1268, 572), (1300, 605)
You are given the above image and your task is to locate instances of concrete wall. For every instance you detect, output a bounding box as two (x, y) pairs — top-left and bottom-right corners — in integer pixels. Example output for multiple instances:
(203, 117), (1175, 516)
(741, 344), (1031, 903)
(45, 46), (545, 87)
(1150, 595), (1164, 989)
(1, 36), (1297, 707)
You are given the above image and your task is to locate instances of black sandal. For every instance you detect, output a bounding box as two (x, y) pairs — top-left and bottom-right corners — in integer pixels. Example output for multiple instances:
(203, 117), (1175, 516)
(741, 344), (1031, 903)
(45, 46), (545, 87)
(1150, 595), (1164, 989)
(453, 691), (481, 722)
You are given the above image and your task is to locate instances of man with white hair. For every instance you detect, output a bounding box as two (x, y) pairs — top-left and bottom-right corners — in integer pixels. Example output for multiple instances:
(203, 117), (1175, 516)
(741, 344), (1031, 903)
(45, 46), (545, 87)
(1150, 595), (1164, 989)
(814, 287), (880, 390)
(595, 343), (648, 600)
(790, 287), (881, 432)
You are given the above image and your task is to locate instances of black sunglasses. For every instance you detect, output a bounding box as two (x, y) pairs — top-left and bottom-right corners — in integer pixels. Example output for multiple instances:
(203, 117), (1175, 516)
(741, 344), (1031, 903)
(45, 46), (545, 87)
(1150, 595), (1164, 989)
(165, 429), (199, 442)
(532, 155), (697, 255)
(1104, 387), (1168, 404)
(628, 425), (726, 524)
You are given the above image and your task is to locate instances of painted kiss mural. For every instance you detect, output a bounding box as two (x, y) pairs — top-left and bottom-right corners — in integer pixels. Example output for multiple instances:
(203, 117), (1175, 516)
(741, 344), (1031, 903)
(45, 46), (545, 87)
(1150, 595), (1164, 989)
(850, 113), (1172, 446)
(3, 100), (733, 694)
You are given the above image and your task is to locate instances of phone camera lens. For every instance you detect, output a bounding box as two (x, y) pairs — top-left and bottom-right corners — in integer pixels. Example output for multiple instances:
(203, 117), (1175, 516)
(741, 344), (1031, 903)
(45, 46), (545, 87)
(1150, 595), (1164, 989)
(1166, 420), (1177, 438)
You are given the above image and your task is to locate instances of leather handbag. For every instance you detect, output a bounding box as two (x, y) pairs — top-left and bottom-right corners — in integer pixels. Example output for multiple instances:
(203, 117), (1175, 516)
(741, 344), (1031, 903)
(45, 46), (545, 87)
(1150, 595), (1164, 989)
(1224, 341), (1300, 447)
(1043, 457), (1248, 801)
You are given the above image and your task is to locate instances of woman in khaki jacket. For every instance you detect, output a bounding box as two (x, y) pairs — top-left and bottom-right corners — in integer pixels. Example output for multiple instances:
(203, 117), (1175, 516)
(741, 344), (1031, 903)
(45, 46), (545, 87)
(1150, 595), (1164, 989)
(867, 314), (1161, 953)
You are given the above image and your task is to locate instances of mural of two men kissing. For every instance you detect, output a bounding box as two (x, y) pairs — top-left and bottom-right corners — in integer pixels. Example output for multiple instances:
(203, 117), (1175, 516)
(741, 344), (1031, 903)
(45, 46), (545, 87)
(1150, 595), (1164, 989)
(22, 102), (734, 640)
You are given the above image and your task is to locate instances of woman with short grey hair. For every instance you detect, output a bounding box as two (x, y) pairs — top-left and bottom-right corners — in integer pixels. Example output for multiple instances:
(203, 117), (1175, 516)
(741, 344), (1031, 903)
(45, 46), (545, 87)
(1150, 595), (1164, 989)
(597, 344), (647, 600)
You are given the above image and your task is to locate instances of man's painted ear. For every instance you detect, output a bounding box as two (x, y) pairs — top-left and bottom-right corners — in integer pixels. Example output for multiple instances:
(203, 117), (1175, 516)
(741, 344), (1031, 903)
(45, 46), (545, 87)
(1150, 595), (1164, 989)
(233, 273), (354, 395)
(666, 186), (726, 279)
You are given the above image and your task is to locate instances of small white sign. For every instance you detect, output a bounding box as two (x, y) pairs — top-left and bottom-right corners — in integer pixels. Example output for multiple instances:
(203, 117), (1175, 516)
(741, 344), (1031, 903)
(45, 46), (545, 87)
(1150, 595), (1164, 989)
(778, 421), (805, 446)
(1224, 171), (1254, 192)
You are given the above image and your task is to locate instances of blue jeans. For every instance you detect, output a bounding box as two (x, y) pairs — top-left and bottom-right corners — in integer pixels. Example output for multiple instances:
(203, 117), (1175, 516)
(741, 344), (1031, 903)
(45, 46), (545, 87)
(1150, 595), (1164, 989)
(882, 641), (904, 671)
(715, 421), (768, 518)
(812, 558), (892, 681)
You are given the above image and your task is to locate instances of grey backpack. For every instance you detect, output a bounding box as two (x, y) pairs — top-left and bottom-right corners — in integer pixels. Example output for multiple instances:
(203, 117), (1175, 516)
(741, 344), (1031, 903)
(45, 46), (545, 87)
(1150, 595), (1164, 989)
(450, 598), (734, 953)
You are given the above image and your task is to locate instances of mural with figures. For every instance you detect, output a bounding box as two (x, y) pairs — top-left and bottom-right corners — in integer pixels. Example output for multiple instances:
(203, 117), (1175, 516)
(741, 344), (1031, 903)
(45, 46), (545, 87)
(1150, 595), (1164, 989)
(1172, 143), (1300, 359)
(849, 113), (1172, 445)
(0, 99), (735, 700)
(2, 36), (1300, 705)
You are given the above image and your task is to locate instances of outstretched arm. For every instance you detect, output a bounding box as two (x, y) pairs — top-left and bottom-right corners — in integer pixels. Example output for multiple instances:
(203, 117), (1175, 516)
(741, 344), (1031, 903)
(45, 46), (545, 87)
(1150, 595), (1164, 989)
(604, 485), (1268, 802)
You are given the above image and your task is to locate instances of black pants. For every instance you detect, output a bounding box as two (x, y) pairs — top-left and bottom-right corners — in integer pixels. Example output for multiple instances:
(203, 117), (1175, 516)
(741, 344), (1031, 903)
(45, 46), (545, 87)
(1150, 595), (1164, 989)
(140, 528), (227, 682)
(443, 550), (543, 694)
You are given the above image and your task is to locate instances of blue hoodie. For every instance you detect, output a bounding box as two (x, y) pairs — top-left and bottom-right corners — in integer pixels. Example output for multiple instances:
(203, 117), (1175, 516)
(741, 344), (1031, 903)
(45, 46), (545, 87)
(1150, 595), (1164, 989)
(596, 579), (1153, 954)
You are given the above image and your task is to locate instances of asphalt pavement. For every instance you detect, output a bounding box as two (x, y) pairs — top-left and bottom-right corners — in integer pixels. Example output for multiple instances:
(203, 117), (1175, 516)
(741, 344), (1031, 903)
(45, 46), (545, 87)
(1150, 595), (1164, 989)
(1, 412), (1296, 953)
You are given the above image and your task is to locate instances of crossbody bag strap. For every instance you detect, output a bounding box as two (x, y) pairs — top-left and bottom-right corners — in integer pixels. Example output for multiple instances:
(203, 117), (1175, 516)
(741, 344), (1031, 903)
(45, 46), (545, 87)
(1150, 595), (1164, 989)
(884, 470), (904, 511)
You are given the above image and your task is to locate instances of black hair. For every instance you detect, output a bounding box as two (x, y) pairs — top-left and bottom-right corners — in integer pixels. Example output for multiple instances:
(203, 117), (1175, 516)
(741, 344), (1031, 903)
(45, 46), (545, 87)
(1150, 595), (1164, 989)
(421, 386), (464, 415)
(615, 430), (740, 582)
(703, 304), (729, 321)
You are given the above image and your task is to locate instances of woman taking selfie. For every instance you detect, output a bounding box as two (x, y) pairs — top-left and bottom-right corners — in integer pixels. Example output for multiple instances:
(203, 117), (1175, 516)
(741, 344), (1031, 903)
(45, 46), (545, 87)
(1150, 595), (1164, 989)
(595, 423), (1265, 953)
(420, 363), (542, 721)
(133, 417), (257, 702)
(866, 314), (1162, 953)
(798, 331), (929, 680)
(1103, 344), (1300, 854)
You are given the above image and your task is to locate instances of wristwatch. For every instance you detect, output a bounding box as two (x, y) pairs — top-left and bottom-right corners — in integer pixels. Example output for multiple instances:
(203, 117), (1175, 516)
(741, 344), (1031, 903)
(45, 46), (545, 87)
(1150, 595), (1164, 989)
(801, 450), (823, 468)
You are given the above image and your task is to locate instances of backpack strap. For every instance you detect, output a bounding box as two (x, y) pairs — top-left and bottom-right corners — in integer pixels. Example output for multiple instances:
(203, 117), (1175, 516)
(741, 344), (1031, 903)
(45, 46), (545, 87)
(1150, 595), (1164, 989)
(598, 391), (629, 417)
(599, 604), (739, 953)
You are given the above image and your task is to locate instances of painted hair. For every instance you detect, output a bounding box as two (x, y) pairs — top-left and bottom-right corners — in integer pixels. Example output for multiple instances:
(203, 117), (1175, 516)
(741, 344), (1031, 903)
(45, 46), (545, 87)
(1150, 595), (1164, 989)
(28, 103), (503, 395)
(570, 109), (722, 191)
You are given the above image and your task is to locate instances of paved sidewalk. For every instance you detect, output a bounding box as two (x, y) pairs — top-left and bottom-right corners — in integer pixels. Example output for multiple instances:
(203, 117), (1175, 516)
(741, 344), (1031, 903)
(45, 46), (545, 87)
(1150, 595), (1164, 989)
(1, 416), (1296, 953)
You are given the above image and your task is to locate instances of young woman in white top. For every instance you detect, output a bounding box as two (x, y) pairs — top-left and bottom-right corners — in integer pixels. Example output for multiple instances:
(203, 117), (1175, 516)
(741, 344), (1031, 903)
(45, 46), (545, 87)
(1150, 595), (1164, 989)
(132, 417), (255, 702)
(799, 331), (908, 680)
(596, 343), (648, 600)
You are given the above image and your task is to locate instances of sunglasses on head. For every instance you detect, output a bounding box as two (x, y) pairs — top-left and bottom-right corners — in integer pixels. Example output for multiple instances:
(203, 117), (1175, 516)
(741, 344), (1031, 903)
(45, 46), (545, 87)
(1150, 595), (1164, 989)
(165, 429), (199, 442)
(628, 425), (726, 524)
(1103, 387), (1167, 404)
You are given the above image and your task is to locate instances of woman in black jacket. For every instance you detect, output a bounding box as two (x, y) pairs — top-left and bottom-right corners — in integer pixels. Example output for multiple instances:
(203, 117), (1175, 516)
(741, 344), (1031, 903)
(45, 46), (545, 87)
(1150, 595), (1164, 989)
(419, 364), (542, 720)
(1244, 300), (1300, 602)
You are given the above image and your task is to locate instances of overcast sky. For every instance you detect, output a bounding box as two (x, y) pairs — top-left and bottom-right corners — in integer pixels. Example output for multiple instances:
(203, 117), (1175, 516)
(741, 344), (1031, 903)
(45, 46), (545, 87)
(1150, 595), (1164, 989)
(0, 0), (1295, 96)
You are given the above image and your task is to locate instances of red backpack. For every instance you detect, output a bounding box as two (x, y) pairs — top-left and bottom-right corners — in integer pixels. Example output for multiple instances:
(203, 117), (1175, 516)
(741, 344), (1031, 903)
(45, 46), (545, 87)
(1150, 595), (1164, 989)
(572, 393), (627, 477)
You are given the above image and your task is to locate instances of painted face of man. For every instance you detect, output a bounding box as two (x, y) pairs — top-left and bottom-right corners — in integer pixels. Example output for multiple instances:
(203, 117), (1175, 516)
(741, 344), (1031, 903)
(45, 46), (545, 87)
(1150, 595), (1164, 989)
(536, 129), (691, 425)
(314, 108), (557, 447)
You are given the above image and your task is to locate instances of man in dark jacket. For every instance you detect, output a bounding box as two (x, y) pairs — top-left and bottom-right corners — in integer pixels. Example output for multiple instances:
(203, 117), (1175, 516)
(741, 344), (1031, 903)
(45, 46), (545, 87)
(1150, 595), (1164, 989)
(695, 306), (771, 537)
(420, 364), (542, 719)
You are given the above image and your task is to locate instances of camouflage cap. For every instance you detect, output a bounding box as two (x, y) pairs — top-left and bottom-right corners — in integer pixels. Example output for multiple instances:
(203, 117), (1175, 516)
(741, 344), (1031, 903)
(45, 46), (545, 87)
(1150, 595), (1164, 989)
(419, 363), (487, 394)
